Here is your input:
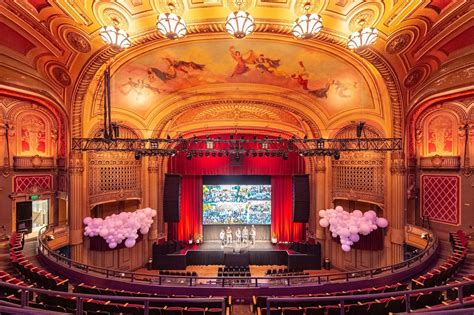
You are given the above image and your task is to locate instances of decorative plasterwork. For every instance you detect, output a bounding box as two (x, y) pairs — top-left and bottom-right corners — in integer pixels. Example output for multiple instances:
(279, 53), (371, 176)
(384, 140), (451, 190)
(72, 28), (402, 140)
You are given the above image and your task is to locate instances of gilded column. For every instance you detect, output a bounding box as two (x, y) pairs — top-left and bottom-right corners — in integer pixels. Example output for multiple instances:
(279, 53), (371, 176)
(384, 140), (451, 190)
(69, 151), (85, 262)
(148, 156), (159, 241)
(388, 151), (406, 264)
(314, 156), (327, 243)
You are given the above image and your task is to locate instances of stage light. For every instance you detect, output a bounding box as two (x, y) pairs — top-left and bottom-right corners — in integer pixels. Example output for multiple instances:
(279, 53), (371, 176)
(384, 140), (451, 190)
(218, 152), (223, 157)
(252, 152), (257, 157)
(205, 151), (209, 157)
(283, 153), (288, 160)
(316, 139), (324, 149)
(199, 152), (204, 157)
(265, 151), (269, 157)
(211, 152), (216, 157)
(186, 153), (192, 160)
(134, 151), (141, 160)
(334, 151), (340, 160)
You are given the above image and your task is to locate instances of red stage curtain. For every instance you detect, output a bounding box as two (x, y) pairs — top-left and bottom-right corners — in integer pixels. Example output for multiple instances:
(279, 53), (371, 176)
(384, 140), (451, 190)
(167, 134), (305, 242)
(177, 176), (203, 241)
(271, 176), (304, 242)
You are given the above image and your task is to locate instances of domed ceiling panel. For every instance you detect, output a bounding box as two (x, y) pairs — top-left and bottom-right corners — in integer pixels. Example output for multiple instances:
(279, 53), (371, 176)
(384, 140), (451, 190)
(111, 39), (375, 118)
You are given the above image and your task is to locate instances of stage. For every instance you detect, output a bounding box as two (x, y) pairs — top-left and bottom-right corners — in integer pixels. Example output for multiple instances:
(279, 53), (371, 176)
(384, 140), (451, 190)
(152, 241), (321, 270)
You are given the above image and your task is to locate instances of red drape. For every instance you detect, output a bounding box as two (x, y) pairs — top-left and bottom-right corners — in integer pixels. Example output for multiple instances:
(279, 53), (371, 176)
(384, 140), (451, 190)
(271, 176), (304, 242)
(167, 134), (305, 242)
(167, 176), (203, 241)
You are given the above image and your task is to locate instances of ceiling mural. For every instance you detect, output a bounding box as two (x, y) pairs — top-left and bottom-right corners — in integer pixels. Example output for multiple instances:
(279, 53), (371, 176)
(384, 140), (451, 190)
(111, 39), (374, 117)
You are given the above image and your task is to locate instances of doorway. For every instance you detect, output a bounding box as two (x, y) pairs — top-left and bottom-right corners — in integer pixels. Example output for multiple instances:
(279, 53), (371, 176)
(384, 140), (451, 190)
(32, 199), (49, 232)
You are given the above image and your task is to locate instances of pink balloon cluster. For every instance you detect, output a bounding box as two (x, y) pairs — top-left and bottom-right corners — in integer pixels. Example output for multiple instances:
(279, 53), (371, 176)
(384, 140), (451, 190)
(83, 208), (157, 249)
(318, 206), (388, 252)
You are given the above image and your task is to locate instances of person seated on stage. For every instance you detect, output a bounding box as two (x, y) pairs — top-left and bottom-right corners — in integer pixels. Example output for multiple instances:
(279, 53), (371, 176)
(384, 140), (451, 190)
(242, 226), (249, 245)
(250, 224), (257, 245)
(219, 228), (225, 246)
(235, 228), (242, 245)
(226, 226), (233, 245)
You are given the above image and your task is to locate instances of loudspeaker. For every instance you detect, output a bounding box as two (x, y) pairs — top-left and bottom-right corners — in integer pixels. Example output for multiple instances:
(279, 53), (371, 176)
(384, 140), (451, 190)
(292, 175), (310, 223)
(163, 174), (181, 222)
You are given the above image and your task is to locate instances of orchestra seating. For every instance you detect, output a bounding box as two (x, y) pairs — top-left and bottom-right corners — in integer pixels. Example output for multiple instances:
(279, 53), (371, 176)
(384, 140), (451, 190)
(218, 266), (252, 285)
(251, 230), (471, 314)
(9, 232), (69, 292)
(0, 230), (472, 314)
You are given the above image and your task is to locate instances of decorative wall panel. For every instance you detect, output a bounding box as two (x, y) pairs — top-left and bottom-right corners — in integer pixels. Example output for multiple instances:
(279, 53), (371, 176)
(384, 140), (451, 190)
(13, 175), (53, 193)
(421, 175), (460, 225)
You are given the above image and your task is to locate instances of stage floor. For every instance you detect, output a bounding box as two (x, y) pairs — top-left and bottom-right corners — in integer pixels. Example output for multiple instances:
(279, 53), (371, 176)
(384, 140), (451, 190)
(191, 240), (279, 251)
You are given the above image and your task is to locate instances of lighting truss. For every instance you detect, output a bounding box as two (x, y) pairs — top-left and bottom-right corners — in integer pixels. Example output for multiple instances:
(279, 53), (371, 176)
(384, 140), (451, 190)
(72, 136), (402, 158)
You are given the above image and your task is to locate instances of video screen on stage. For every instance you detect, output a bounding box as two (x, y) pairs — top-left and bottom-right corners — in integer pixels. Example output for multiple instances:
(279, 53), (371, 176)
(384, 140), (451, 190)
(203, 184), (271, 225)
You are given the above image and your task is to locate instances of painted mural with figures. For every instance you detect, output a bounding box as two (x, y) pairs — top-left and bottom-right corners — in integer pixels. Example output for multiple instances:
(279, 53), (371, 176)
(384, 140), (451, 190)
(427, 115), (454, 156)
(111, 39), (374, 117)
(19, 114), (47, 155)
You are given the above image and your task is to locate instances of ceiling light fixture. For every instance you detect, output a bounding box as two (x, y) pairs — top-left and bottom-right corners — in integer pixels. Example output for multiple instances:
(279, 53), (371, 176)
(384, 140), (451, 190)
(99, 21), (131, 49)
(157, 3), (187, 39)
(292, 2), (322, 39)
(226, 0), (255, 39)
(347, 19), (378, 50)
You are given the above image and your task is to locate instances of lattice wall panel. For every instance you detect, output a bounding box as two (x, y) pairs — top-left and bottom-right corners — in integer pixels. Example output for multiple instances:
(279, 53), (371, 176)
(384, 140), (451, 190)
(421, 175), (460, 225)
(332, 155), (385, 203)
(88, 152), (141, 196)
(14, 175), (52, 193)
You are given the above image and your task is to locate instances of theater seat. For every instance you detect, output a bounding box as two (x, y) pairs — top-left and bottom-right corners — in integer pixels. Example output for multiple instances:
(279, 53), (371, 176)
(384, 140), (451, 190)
(303, 306), (324, 315)
(184, 307), (206, 315)
(163, 306), (184, 315)
(281, 307), (304, 315)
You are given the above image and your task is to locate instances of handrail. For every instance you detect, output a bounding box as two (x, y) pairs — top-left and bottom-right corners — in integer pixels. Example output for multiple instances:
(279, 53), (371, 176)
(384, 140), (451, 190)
(266, 278), (474, 314)
(0, 280), (226, 315)
(37, 224), (438, 287)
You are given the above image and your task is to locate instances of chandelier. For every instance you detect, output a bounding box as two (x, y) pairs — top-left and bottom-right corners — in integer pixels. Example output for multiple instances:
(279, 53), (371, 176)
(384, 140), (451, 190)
(347, 27), (378, 50)
(99, 25), (131, 49)
(226, 1), (255, 39)
(157, 3), (187, 40)
(292, 3), (322, 39)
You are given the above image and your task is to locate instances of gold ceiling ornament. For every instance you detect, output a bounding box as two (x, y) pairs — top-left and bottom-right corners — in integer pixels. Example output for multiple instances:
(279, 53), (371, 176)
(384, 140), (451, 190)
(157, 3), (187, 40)
(347, 18), (378, 51)
(292, 2), (322, 40)
(99, 18), (131, 49)
(225, 0), (255, 39)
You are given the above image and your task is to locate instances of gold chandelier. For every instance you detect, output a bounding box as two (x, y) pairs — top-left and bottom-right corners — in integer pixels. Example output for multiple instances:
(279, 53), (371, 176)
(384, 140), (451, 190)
(157, 3), (187, 40)
(225, 1), (255, 39)
(292, 3), (323, 39)
(347, 19), (378, 50)
(99, 25), (131, 50)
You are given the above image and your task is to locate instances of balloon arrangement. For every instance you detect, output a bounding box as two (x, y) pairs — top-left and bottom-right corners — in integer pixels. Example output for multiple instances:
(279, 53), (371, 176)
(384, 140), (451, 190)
(83, 207), (157, 249)
(319, 206), (388, 252)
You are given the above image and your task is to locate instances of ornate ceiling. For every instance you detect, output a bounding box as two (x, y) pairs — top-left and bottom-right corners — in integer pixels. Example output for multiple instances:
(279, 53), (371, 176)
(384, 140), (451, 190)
(0, 0), (473, 134)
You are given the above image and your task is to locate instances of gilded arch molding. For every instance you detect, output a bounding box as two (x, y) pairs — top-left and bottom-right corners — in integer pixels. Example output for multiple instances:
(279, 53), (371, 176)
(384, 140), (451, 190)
(71, 27), (403, 139)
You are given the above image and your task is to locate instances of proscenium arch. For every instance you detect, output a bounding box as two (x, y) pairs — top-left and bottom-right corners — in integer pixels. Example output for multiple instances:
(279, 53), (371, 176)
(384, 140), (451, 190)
(75, 31), (397, 141)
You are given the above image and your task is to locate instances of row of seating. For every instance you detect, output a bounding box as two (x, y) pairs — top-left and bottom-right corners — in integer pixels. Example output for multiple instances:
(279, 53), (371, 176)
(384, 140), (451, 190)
(252, 283), (406, 312)
(9, 232), (69, 291)
(411, 232), (468, 289)
(265, 268), (304, 275)
(218, 271), (251, 278)
(38, 292), (228, 315)
(159, 271), (199, 277)
(219, 266), (250, 273)
(256, 291), (443, 315)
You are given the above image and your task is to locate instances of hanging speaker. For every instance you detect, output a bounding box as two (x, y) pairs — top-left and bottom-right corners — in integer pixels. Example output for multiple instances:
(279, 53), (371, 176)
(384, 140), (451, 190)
(163, 174), (181, 222)
(292, 175), (310, 223)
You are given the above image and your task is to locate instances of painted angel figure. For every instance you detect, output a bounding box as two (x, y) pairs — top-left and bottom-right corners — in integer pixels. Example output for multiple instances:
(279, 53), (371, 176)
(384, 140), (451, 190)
(229, 46), (255, 77)
(148, 58), (205, 82)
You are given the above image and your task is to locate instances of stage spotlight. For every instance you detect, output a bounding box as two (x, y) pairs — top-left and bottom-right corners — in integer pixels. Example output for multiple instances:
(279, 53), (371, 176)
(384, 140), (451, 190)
(334, 151), (340, 160)
(265, 151), (269, 157)
(211, 152), (216, 157)
(193, 152), (197, 157)
(252, 152), (257, 157)
(258, 152), (263, 157)
(199, 152), (204, 157)
(283, 153), (288, 160)
(316, 139), (324, 149)
(205, 151), (209, 157)
(218, 152), (223, 157)
(134, 151), (141, 160)
(186, 152), (192, 160)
